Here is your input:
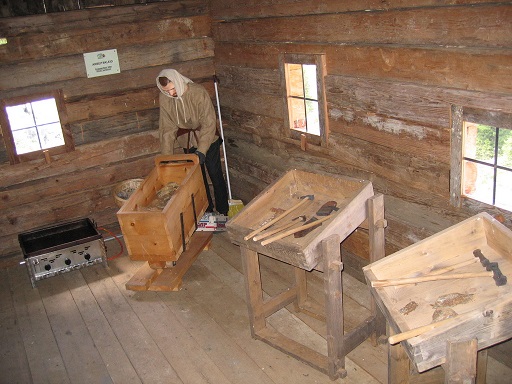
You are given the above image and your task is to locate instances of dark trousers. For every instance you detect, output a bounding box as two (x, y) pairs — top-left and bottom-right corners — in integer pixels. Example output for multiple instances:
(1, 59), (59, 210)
(186, 138), (229, 215)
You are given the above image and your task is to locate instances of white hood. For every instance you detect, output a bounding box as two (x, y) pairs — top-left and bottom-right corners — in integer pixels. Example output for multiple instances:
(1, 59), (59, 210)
(156, 69), (193, 98)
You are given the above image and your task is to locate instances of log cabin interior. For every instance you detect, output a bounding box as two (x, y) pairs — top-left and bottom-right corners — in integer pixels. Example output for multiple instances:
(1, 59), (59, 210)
(1, 0), (511, 383)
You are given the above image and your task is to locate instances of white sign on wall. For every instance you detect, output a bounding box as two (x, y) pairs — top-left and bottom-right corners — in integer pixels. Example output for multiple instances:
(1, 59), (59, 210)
(83, 49), (120, 78)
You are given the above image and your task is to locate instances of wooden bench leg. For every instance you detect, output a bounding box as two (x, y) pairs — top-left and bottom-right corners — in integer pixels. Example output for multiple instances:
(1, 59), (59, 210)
(323, 234), (347, 380)
(241, 246), (266, 336)
(444, 339), (478, 384)
(368, 193), (387, 344)
(388, 329), (411, 384)
(476, 349), (488, 384)
(294, 267), (307, 311)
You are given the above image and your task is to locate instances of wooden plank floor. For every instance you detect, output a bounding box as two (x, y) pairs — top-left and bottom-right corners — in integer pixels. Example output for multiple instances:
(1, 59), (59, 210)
(1, 231), (511, 384)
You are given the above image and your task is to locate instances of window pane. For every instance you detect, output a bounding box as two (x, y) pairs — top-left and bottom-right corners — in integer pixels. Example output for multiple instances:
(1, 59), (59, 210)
(303, 64), (318, 100)
(32, 98), (60, 125)
(12, 127), (41, 154)
(289, 97), (306, 131)
(495, 168), (512, 211)
(286, 64), (304, 97)
(474, 124), (496, 164)
(39, 123), (65, 149)
(497, 127), (512, 168)
(305, 100), (320, 135)
(462, 160), (494, 205)
(6, 103), (35, 130)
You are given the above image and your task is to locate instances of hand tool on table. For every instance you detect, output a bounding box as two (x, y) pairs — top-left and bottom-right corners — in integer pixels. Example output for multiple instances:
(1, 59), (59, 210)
(388, 315), (460, 345)
(474, 249), (507, 286)
(372, 248), (508, 288)
(371, 271), (501, 287)
(243, 195), (314, 241)
(252, 215), (306, 241)
(427, 258), (478, 276)
(293, 200), (339, 238)
(260, 201), (338, 246)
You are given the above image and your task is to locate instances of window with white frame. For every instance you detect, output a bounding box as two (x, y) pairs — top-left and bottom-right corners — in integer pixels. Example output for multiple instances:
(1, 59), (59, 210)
(280, 53), (328, 146)
(0, 90), (73, 164)
(451, 106), (512, 212)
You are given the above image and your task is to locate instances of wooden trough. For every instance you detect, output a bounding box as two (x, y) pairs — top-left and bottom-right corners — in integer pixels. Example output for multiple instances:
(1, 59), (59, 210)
(363, 212), (512, 374)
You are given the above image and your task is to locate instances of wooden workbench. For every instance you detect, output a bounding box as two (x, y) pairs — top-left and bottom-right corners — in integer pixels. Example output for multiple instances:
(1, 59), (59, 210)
(363, 213), (512, 383)
(226, 169), (387, 380)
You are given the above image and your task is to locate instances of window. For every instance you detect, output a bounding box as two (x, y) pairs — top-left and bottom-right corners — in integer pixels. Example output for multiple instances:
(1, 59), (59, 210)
(0, 90), (73, 164)
(451, 106), (512, 212)
(280, 53), (328, 146)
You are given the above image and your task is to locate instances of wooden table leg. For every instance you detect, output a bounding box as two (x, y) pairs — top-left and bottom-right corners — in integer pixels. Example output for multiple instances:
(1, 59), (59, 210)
(476, 349), (488, 384)
(444, 339), (478, 384)
(388, 325), (411, 384)
(368, 193), (387, 345)
(323, 234), (347, 380)
(294, 267), (307, 311)
(241, 245), (266, 336)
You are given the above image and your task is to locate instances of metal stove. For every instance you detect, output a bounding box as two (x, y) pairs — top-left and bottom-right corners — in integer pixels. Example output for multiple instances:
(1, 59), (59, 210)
(19, 218), (107, 288)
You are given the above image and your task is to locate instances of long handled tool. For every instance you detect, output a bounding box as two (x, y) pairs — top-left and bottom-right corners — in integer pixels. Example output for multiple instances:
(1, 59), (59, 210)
(243, 195), (314, 241)
(213, 75), (244, 217)
(371, 272), (494, 288)
(252, 215), (306, 241)
(260, 200), (338, 245)
(388, 316), (459, 345)
(372, 249), (507, 288)
(261, 214), (333, 246)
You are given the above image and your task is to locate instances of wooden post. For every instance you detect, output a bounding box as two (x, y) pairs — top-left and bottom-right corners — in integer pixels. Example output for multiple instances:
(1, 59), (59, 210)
(294, 267), (308, 311)
(368, 193), (387, 344)
(388, 325), (411, 384)
(444, 339), (478, 384)
(323, 234), (346, 379)
(241, 246), (266, 336)
(476, 349), (488, 384)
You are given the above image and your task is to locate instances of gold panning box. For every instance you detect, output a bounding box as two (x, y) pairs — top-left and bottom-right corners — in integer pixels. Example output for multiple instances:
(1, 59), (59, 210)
(117, 154), (209, 263)
(363, 212), (512, 372)
(226, 169), (374, 270)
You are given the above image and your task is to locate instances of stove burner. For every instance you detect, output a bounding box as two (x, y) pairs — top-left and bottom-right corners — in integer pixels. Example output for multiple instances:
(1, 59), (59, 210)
(19, 218), (107, 288)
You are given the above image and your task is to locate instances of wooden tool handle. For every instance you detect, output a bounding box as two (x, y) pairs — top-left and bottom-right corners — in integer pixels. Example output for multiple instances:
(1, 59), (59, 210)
(252, 220), (302, 241)
(261, 215), (333, 246)
(428, 258), (478, 276)
(243, 197), (311, 241)
(371, 272), (493, 288)
(388, 317), (458, 345)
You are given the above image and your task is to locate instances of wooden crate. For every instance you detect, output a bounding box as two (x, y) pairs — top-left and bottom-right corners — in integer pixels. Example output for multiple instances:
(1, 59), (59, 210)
(226, 168), (374, 270)
(117, 154), (209, 263)
(363, 212), (512, 372)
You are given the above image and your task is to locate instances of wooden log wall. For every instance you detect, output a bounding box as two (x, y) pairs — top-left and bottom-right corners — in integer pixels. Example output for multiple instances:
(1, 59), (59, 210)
(211, 0), (512, 261)
(0, 0), (214, 263)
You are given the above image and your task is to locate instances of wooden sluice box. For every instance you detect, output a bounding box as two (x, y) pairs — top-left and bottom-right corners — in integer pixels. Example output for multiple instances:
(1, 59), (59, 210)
(226, 169), (387, 380)
(117, 154), (212, 291)
(363, 212), (512, 379)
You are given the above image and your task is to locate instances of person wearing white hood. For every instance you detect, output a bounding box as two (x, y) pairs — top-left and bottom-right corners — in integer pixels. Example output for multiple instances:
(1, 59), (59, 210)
(156, 69), (228, 216)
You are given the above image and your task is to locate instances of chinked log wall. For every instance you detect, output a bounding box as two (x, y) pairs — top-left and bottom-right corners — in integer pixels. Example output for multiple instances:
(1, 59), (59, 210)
(0, 1), (214, 262)
(211, 0), (512, 265)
